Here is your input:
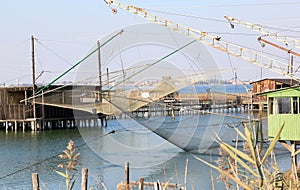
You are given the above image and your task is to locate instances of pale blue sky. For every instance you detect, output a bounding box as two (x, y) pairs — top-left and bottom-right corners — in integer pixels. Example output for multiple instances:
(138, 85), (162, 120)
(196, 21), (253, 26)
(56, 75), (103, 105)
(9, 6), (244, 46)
(1, 0), (300, 85)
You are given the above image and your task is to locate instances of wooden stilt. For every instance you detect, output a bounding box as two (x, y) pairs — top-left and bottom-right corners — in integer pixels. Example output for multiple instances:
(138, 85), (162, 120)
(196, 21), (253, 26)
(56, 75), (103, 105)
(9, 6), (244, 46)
(14, 121), (17, 132)
(125, 162), (129, 190)
(32, 173), (40, 190)
(23, 121), (26, 132)
(5, 121), (8, 132)
(139, 178), (144, 190)
(81, 168), (88, 190)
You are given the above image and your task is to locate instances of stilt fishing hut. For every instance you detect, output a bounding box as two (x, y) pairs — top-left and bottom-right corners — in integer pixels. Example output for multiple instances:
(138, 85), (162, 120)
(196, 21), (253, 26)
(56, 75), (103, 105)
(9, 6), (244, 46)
(258, 85), (300, 173)
(259, 86), (300, 141)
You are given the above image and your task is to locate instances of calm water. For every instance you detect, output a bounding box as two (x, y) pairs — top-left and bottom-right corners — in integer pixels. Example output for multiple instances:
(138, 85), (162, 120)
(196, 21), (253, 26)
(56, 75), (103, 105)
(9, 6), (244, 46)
(0, 114), (290, 190)
(180, 84), (251, 94)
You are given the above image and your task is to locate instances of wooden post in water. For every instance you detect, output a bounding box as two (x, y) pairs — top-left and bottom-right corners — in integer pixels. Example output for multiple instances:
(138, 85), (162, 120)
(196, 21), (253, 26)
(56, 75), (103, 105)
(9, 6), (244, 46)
(138, 177), (144, 190)
(32, 173), (40, 190)
(154, 182), (159, 190)
(23, 121), (26, 131)
(81, 168), (88, 190)
(125, 162), (129, 190)
(5, 121), (7, 132)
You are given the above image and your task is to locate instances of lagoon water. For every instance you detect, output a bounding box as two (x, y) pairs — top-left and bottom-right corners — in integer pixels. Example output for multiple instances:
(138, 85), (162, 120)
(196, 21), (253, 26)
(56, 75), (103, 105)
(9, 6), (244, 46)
(0, 113), (291, 190)
(0, 126), (222, 189)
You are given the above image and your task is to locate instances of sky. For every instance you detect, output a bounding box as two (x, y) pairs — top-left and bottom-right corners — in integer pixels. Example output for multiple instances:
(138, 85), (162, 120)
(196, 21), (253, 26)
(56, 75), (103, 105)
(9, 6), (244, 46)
(1, 0), (300, 86)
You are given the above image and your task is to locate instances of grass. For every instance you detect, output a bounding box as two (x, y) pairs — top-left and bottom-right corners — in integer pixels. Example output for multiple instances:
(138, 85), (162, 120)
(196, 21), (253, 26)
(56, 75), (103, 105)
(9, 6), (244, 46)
(194, 121), (300, 189)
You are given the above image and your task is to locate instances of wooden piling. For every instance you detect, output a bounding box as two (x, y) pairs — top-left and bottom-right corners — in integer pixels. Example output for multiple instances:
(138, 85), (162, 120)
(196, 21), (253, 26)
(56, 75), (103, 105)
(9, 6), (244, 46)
(138, 177), (144, 190)
(32, 173), (40, 190)
(125, 162), (129, 190)
(81, 168), (88, 190)
(14, 121), (17, 131)
(154, 182), (159, 190)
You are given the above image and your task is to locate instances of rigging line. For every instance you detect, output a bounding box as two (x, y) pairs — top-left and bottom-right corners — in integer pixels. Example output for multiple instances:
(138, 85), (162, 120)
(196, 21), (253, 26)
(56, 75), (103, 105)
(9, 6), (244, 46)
(221, 39), (293, 63)
(22, 79), (93, 103)
(222, 41), (235, 79)
(291, 54), (300, 73)
(166, 27), (203, 74)
(35, 30), (123, 95)
(109, 39), (197, 90)
(259, 24), (300, 34)
(142, 1), (300, 9)
(22, 65), (142, 102)
(35, 39), (74, 67)
(39, 35), (101, 44)
(0, 130), (116, 180)
(211, 32), (300, 38)
(35, 71), (45, 81)
(1, 74), (32, 84)
(117, 38), (126, 83)
(33, 44), (45, 74)
(0, 38), (29, 49)
(209, 32), (261, 36)
(143, 8), (227, 23)
(202, 1), (300, 7)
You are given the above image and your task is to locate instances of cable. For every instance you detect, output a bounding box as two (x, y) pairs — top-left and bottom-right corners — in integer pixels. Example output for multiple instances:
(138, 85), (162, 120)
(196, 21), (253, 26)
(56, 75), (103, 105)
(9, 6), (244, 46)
(109, 40), (197, 90)
(145, 7), (300, 36)
(35, 39), (74, 67)
(143, 9), (227, 23)
(35, 30), (123, 95)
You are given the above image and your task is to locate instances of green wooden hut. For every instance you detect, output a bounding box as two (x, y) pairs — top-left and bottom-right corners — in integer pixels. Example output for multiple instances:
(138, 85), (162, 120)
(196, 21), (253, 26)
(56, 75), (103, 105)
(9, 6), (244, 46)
(259, 86), (300, 141)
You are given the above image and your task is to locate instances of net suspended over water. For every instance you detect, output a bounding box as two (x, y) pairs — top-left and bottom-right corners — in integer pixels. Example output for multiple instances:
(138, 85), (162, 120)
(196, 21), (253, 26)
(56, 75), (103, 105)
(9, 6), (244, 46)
(34, 23), (250, 154)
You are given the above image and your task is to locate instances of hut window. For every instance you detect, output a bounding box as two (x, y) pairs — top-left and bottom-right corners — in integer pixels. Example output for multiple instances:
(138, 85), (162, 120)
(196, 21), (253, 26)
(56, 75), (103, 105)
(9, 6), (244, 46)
(276, 97), (291, 114)
(269, 97), (274, 114)
(293, 97), (299, 114)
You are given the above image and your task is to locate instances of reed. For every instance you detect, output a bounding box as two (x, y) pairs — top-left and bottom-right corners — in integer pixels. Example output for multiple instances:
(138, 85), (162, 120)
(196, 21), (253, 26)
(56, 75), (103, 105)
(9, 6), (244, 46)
(55, 140), (80, 190)
(194, 122), (300, 189)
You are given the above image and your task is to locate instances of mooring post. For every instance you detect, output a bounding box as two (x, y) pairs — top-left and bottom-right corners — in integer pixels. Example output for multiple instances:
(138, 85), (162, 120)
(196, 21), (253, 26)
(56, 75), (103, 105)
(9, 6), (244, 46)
(81, 168), (88, 190)
(138, 177), (144, 190)
(125, 162), (129, 189)
(32, 173), (40, 190)
(154, 181), (159, 190)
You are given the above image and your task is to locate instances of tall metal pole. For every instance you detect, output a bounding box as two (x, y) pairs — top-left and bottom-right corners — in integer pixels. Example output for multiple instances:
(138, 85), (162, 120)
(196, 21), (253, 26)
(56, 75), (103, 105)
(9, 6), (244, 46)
(31, 35), (36, 127)
(97, 41), (103, 103)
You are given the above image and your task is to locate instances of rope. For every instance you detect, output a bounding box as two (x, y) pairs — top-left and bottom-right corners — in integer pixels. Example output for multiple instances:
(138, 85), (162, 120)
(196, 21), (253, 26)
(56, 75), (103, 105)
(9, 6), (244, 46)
(35, 30), (123, 95)
(35, 39), (74, 67)
(109, 39), (197, 89)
